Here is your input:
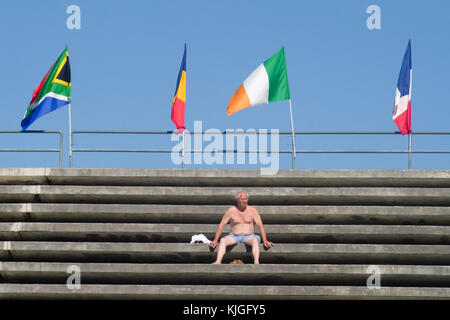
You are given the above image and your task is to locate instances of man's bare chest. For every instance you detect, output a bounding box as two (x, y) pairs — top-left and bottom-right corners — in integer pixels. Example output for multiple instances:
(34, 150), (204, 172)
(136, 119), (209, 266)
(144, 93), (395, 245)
(230, 211), (254, 224)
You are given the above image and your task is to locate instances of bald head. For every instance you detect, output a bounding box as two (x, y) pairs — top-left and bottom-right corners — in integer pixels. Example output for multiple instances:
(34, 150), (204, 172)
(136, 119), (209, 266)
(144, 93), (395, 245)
(235, 192), (249, 211)
(235, 192), (248, 201)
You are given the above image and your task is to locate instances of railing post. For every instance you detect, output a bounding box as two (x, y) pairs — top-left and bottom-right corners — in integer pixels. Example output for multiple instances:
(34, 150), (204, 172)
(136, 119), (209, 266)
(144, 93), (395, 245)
(70, 130), (73, 168)
(182, 130), (185, 169)
(288, 99), (296, 169)
(59, 131), (63, 168)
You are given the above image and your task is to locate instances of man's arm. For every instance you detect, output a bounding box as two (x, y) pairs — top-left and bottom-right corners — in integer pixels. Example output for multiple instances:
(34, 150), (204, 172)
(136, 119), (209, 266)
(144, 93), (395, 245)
(253, 208), (273, 248)
(209, 208), (232, 248)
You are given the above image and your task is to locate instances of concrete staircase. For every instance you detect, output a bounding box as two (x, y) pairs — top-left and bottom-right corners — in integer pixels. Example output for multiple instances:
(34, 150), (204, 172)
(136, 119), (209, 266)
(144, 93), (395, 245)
(0, 168), (449, 299)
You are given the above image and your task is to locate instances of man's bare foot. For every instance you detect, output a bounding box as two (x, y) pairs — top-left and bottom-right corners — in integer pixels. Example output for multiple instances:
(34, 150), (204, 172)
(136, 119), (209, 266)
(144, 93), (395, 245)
(212, 261), (221, 264)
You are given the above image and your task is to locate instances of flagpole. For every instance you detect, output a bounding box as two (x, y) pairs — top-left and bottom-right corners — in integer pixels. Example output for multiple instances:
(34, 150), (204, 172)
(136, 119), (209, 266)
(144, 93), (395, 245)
(288, 99), (296, 169)
(408, 132), (412, 169)
(182, 130), (185, 169)
(69, 102), (73, 168)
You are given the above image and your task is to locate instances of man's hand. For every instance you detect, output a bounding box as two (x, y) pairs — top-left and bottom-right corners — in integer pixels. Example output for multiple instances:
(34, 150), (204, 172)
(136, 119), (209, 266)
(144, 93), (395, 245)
(263, 240), (273, 248)
(209, 240), (218, 249)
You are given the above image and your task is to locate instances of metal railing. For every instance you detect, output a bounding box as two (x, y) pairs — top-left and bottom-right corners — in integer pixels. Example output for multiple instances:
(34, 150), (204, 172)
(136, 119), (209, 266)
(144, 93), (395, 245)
(70, 130), (174, 168)
(70, 130), (450, 169)
(0, 130), (63, 168)
(1, 130), (447, 169)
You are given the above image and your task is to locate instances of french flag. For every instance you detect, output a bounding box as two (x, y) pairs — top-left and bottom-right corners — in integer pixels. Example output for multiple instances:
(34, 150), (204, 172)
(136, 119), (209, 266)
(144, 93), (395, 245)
(392, 40), (412, 135)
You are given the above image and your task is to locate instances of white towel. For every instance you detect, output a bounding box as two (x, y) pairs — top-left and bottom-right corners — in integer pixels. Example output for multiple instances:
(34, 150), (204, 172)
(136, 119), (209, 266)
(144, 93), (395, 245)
(190, 234), (211, 244)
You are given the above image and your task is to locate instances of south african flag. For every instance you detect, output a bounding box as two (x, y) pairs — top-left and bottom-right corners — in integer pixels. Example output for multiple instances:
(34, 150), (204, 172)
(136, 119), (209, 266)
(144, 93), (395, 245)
(21, 46), (71, 131)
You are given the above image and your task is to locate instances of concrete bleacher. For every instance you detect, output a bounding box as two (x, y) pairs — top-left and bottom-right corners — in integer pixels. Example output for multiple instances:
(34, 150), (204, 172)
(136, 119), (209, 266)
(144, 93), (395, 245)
(0, 168), (449, 299)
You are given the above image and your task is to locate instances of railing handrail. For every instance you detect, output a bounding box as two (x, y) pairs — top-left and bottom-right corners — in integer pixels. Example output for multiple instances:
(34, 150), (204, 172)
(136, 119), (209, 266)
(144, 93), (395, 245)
(72, 130), (450, 134)
(69, 130), (450, 169)
(0, 130), (63, 168)
(1, 130), (447, 169)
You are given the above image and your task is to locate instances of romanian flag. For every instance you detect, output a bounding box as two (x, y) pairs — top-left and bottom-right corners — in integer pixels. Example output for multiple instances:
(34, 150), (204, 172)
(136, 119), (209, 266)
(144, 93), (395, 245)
(21, 47), (71, 131)
(171, 44), (186, 132)
(227, 47), (290, 116)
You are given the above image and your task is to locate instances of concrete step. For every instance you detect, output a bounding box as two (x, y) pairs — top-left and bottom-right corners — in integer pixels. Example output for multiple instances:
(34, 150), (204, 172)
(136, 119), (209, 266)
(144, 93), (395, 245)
(0, 223), (449, 244)
(1, 186), (450, 205)
(0, 283), (449, 299)
(0, 168), (448, 300)
(2, 203), (450, 225)
(1, 242), (450, 264)
(1, 168), (450, 187)
(1, 262), (449, 287)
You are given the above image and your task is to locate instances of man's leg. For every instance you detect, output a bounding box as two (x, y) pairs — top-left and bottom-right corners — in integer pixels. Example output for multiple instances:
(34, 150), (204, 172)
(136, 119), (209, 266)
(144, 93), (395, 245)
(212, 236), (236, 264)
(244, 236), (260, 264)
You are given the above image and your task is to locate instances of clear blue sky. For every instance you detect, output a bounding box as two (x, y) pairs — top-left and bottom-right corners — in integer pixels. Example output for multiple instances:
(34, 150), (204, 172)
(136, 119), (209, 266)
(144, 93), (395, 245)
(0, 0), (449, 170)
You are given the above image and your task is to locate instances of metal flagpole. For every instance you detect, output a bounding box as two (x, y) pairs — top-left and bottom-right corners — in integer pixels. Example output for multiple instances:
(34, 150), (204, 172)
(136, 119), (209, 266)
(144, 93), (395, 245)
(69, 102), (73, 168)
(182, 130), (185, 169)
(408, 132), (412, 169)
(288, 99), (296, 169)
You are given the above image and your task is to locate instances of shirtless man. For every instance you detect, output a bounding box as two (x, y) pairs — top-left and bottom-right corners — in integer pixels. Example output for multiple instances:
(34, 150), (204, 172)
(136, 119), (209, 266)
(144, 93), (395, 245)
(210, 192), (273, 264)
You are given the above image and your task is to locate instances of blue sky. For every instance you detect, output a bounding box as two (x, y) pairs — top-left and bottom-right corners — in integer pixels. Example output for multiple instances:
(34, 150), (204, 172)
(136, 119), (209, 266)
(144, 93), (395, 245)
(0, 0), (449, 170)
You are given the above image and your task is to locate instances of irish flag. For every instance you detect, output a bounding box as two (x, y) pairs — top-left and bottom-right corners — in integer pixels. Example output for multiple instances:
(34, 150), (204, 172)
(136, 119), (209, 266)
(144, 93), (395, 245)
(227, 47), (290, 115)
(21, 47), (71, 131)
